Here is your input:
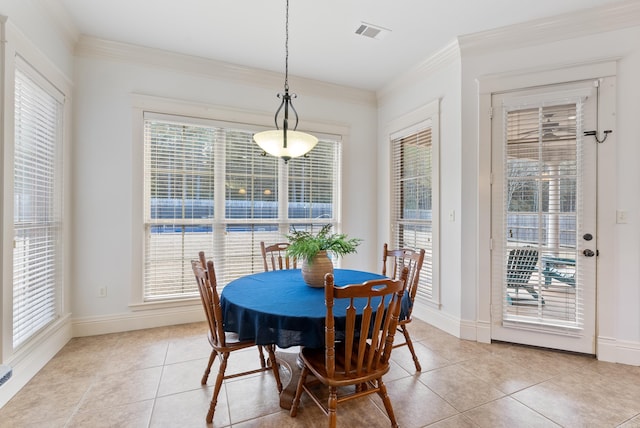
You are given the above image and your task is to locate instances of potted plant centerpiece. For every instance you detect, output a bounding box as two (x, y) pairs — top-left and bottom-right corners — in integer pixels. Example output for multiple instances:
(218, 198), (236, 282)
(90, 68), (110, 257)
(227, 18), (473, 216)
(286, 224), (362, 287)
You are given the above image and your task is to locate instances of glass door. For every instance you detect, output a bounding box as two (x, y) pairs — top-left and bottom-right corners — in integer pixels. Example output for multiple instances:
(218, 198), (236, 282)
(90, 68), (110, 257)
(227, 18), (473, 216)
(490, 81), (598, 353)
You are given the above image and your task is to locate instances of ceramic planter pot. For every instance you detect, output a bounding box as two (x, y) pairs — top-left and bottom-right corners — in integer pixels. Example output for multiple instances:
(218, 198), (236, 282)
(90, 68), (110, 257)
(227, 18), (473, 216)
(301, 250), (333, 287)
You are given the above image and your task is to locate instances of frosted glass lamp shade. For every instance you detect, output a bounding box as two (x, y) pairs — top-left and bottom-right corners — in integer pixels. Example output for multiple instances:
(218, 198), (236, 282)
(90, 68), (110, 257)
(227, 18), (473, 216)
(253, 130), (318, 161)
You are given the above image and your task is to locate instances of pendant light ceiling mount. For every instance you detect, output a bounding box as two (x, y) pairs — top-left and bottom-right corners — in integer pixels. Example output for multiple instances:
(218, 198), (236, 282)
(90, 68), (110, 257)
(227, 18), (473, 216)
(253, 0), (318, 163)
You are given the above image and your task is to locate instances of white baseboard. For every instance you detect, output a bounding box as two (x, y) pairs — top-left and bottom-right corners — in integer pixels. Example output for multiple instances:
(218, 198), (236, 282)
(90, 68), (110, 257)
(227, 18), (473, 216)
(465, 319), (492, 343)
(412, 303), (462, 338)
(597, 336), (640, 366)
(72, 305), (205, 337)
(0, 316), (72, 408)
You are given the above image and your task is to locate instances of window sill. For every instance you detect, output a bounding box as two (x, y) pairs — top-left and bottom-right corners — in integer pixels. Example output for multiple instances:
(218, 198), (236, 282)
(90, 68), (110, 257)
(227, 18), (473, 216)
(129, 297), (201, 312)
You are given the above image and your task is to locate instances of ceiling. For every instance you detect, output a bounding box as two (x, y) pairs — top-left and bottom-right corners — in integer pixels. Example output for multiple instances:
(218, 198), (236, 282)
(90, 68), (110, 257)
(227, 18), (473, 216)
(55, 0), (625, 91)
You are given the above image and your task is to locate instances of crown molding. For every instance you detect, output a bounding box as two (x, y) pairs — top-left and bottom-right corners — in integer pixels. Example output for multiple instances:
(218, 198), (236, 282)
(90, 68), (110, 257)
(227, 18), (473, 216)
(75, 36), (376, 106)
(459, 0), (640, 55)
(377, 39), (460, 104)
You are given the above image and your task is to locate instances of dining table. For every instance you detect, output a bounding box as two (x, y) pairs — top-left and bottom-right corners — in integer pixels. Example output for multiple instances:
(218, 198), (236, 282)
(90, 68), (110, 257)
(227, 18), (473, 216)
(219, 268), (391, 408)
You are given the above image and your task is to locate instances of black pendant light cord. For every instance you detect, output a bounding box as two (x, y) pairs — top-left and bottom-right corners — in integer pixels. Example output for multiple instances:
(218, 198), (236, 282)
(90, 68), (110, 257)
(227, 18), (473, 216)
(273, 0), (299, 136)
(284, 0), (289, 92)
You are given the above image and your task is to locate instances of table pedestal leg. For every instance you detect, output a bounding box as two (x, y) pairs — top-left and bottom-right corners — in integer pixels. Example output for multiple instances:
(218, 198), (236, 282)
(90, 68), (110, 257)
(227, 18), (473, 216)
(275, 348), (303, 410)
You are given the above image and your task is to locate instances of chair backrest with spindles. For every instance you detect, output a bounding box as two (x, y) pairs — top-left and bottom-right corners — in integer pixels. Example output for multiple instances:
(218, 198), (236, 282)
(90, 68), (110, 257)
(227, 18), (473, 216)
(324, 267), (408, 378)
(382, 243), (425, 319)
(192, 253), (226, 348)
(260, 241), (297, 271)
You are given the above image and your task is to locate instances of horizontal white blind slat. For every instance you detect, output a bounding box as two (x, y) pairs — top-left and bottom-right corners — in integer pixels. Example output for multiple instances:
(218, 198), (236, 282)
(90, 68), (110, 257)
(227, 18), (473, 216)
(391, 128), (433, 302)
(144, 115), (341, 300)
(13, 67), (62, 349)
(501, 102), (584, 329)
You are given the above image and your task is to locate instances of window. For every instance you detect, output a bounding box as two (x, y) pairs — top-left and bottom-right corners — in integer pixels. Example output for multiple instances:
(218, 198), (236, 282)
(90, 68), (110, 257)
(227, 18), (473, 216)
(143, 113), (341, 302)
(13, 61), (64, 349)
(389, 100), (440, 305)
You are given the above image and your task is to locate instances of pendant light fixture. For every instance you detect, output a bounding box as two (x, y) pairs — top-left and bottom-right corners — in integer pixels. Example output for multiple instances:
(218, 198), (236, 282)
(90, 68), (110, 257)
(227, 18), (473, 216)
(253, 0), (318, 163)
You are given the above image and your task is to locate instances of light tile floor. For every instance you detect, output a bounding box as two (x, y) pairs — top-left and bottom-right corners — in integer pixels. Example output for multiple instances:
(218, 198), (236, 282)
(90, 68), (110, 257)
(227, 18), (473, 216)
(1, 319), (640, 427)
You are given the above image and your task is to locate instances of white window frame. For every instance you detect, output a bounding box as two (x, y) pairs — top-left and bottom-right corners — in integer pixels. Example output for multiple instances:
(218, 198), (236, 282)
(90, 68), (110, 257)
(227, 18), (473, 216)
(387, 100), (440, 307)
(1, 20), (72, 365)
(130, 95), (346, 308)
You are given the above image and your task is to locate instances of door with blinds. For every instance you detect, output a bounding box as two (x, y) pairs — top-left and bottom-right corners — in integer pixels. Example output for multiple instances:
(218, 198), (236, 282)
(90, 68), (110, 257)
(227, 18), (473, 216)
(491, 80), (600, 354)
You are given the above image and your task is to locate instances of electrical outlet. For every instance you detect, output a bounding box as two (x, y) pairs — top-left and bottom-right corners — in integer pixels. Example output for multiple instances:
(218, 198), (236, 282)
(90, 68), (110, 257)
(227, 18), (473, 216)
(97, 287), (107, 298)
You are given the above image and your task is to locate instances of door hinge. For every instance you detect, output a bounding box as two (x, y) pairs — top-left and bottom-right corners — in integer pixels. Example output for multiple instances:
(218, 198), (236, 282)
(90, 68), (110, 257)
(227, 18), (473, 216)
(489, 107), (494, 119)
(489, 172), (494, 185)
(490, 238), (493, 250)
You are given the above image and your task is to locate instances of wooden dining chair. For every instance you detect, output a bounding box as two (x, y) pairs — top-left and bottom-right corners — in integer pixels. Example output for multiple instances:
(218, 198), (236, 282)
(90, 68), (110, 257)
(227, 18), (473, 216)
(382, 243), (426, 371)
(260, 241), (297, 271)
(192, 253), (282, 423)
(290, 267), (409, 428)
(197, 251), (271, 369)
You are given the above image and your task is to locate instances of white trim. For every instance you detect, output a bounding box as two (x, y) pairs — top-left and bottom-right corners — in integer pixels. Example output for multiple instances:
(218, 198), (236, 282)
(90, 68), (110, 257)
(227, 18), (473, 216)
(76, 36), (376, 106)
(385, 100), (439, 136)
(0, 316), (71, 408)
(72, 306), (205, 338)
(476, 59), (617, 95)
(412, 303), (460, 339)
(478, 61), (618, 359)
(377, 40), (459, 104)
(597, 337), (640, 366)
(1, 16), (73, 361)
(385, 99), (441, 306)
(474, 320), (492, 343)
(131, 93), (350, 138)
(459, 0), (640, 56)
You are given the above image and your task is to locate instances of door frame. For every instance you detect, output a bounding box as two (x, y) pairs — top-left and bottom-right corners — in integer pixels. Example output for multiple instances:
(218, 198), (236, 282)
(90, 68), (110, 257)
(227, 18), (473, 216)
(477, 60), (617, 357)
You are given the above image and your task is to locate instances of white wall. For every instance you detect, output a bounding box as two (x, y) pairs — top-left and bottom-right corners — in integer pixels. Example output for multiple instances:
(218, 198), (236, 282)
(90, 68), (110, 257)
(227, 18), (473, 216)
(71, 38), (378, 326)
(376, 5), (640, 364)
(462, 22), (640, 362)
(0, 1), (75, 78)
(376, 44), (464, 336)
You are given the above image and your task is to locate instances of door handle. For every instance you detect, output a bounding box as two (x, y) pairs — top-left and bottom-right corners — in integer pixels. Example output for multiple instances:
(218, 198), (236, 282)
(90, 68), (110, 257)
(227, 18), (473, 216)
(583, 249), (595, 257)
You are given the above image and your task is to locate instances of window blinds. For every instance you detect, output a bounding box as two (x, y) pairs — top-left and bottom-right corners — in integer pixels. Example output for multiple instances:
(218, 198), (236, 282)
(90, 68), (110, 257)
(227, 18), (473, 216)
(391, 128), (434, 302)
(13, 67), (63, 348)
(144, 114), (341, 300)
(501, 101), (583, 329)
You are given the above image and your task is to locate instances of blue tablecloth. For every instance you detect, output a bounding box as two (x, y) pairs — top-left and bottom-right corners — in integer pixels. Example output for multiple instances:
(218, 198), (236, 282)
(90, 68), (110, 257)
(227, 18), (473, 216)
(220, 269), (388, 349)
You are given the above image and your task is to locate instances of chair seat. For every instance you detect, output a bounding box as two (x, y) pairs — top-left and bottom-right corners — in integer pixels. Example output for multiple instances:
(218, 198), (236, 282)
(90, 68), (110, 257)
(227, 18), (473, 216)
(207, 331), (256, 349)
(301, 344), (390, 387)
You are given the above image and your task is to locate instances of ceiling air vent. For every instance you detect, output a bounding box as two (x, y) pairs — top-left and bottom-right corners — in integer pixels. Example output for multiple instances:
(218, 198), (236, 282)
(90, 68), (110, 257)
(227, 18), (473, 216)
(354, 22), (390, 40)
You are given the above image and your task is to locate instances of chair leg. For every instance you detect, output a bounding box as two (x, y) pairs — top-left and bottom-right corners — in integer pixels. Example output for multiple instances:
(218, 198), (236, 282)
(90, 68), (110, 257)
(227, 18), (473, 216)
(201, 349), (217, 385)
(206, 352), (229, 424)
(328, 386), (338, 428)
(265, 344), (283, 392)
(290, 366), (309, 417)
(257, 345), (267, 368)
(400, 325), (421, 372)
(377, 378), (398, 428)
